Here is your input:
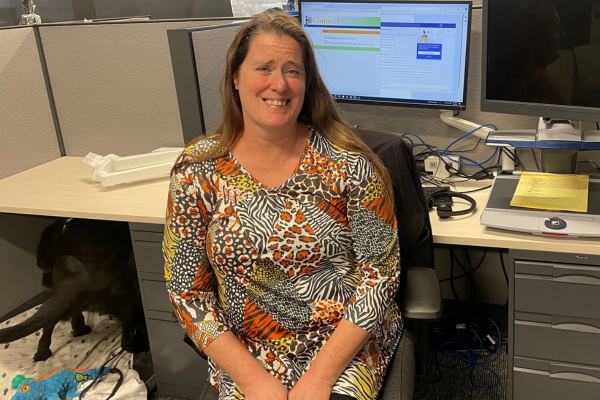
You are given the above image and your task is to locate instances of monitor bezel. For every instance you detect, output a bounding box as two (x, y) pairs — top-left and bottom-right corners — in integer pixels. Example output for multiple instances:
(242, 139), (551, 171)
(480, 0), (600, 123)
(299, 0), (473, 111)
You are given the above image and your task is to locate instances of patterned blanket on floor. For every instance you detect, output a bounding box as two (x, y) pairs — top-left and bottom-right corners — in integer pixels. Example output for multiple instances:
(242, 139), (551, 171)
(0, 306), (147, 400)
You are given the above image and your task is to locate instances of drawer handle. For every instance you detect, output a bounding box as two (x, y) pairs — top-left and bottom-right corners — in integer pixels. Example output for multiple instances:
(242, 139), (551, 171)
(552, 322), (600, 334)
(553, 267), (600, 286)
(550, 372), (600, 384)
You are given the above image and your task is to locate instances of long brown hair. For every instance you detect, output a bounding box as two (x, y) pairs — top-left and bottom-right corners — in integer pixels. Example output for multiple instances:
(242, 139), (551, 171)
(175, 11), (393, 196)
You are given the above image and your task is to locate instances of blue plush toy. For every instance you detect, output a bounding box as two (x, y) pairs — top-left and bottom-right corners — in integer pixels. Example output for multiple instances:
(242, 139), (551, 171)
(11, 367), (110, 400)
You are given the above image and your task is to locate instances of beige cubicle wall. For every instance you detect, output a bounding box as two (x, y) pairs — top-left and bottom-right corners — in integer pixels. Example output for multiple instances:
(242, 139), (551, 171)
(37, 18), (240, 157)
(0, 26), (61, 181)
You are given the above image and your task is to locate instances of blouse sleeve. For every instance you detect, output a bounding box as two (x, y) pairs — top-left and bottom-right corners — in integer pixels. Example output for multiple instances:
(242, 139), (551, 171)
(343, 155), (401, 334)
(163, 163), (229, 352)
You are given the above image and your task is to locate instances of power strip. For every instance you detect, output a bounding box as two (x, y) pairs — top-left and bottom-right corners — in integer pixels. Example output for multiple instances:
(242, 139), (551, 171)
(424, 155), (461, 179)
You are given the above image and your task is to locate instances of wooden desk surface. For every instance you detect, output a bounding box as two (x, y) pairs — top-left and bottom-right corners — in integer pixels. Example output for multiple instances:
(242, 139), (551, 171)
(1, 157), (599, 255)
(0, 157), (169, 225)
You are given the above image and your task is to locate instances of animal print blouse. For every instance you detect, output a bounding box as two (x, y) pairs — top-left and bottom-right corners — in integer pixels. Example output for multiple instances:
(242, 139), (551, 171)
(163, 127), (403, 400)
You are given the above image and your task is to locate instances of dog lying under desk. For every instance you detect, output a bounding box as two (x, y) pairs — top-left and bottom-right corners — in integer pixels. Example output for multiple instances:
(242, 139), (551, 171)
(0, 218), (148, 362)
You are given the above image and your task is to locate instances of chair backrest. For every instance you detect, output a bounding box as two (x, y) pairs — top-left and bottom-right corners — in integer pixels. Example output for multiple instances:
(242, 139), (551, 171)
(356, 128), (435, 305)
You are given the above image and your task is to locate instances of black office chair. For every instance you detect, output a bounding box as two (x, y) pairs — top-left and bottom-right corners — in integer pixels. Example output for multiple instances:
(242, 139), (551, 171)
(356, 128), (443, 400)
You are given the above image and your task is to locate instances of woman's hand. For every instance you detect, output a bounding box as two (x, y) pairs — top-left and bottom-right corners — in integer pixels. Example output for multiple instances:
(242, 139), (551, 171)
(243, 373), (289, 400)
(288, 371), (333, 400)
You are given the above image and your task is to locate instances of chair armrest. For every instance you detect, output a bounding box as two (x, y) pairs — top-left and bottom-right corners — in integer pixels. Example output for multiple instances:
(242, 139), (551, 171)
(403, 267), (443, 321)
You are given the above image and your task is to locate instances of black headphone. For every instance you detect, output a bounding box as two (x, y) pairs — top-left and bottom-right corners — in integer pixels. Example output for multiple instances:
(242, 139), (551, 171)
(426, 191), (477, 219)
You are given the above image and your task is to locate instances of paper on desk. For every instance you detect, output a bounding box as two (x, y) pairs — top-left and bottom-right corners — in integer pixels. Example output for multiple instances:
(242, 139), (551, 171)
(510, 172), (589, 212)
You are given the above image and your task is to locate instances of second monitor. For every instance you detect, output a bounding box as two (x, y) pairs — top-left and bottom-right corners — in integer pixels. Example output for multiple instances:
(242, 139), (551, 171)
(299, 0), (472, 111)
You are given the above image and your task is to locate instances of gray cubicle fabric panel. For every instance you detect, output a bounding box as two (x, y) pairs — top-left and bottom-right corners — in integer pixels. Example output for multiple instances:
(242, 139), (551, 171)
(94, 0), (233, 20)
(192, 25), (241, 134)
(39, 20), (234, 157)
(0, 27), (61, 180)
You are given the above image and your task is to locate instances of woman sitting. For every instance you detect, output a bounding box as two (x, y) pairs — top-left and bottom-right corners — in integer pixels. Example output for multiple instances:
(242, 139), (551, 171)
(163, 11), (402, 400)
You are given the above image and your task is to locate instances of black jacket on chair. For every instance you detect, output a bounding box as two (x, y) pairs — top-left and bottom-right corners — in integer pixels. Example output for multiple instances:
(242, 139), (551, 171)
(356, 128), (435, 308)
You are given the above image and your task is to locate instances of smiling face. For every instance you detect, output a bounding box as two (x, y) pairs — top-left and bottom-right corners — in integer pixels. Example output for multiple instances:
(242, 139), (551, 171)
(233, 33), (306, 135)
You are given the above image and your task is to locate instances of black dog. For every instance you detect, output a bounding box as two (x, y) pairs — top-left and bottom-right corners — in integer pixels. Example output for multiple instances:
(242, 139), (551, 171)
(0, 218), (147, 361)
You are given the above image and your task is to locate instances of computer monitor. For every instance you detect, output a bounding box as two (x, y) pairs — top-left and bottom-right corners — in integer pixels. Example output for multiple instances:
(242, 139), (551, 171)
(299, 0), (472, 111)
(481, 0), (600, 123)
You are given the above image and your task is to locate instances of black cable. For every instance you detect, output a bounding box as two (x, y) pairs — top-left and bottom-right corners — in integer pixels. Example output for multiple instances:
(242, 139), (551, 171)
(513, 148), (524, 168)
(530, 148), (541, 171)
(469, 251), (510, 333)
(463, 247), (477, 303)
(596, 122), (599, 130)
(448, 138), (482, 154)
(449, 249), (461, 301)
(499, 250), (508, 285)
(578, 160), (600, 172)
(440, 249), (488, 283)
(500, 148), (522, 168)
(456, 185), (492, 194)
(78, 349), (125, 400)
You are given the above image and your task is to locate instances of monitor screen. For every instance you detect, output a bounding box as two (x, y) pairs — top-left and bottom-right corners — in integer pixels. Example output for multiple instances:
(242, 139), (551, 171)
(484, 0), (600, 117)
(299, 1), (472, 110)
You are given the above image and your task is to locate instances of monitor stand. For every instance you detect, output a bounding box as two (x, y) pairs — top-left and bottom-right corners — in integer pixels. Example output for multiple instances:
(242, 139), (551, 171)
(486, 117), (600, 174)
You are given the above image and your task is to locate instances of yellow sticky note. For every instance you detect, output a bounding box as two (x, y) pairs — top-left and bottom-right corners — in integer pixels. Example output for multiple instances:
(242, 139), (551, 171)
(510, 172), (589, 213)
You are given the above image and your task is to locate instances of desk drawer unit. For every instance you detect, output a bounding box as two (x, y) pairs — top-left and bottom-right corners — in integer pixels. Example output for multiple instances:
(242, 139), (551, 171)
(509, 251), (600, 400)
(130, 223), (208, 399)
(514, 314), (600, 367)
(142, 280), (173, 313)
(131, 230), (165, 276)
(513, 357), (600, 400)
(514, 261), (600, 320)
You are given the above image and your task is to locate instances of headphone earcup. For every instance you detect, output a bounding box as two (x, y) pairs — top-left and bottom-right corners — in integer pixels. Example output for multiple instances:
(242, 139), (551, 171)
(437, 203), (453, 219)
(427, 197), (435, 211)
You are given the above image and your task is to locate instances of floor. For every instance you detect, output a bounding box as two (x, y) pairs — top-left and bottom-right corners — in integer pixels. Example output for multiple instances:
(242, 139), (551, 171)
(414, 345), (508, 400)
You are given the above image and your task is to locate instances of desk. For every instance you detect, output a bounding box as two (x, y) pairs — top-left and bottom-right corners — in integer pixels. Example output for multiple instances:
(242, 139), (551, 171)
(0, 157), (205, 399)
(427, 180), (600, 256)
(3, 158), (599, 254)
(2, 158), (600, 400)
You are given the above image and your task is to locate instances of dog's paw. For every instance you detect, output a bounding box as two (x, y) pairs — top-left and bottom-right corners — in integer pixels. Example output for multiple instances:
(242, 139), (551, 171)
(73, 325), (92, 337)
(33, 348), (52, 362)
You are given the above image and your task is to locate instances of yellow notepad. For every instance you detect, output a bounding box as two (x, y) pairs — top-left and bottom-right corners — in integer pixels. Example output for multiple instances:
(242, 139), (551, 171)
(510, 172), (589, 213)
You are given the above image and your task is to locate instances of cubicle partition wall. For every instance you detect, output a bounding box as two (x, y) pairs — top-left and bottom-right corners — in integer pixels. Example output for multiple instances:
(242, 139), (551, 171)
(168, 21), (245, 143)
(0, 26), (61, 180)
(0, 17), (244, 323)
(37, 19), (243, 157)
(0, 25), (61, 319)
